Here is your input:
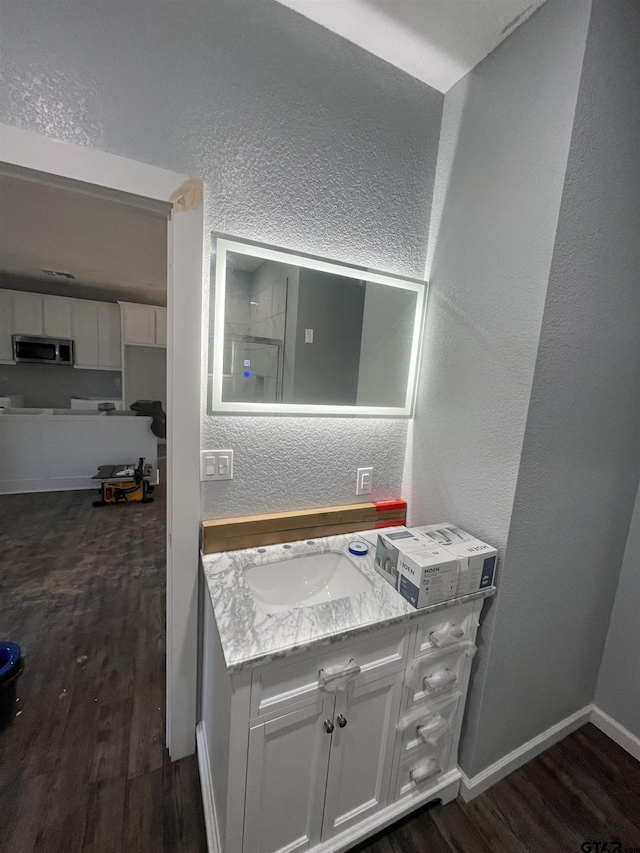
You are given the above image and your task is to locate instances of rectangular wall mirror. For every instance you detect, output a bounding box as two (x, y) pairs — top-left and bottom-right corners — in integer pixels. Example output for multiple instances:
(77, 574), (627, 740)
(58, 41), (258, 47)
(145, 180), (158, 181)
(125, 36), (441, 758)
(209, 235), (427, 416)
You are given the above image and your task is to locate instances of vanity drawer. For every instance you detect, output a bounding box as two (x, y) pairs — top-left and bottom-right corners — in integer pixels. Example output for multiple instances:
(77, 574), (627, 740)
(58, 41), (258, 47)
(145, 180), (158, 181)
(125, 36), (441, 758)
(404, 643), (474, 710)
(397, 691), (461, 764)
(413, 601), (478, 658)
(251, 628), (408, 720)
(394, 737), (453, 801)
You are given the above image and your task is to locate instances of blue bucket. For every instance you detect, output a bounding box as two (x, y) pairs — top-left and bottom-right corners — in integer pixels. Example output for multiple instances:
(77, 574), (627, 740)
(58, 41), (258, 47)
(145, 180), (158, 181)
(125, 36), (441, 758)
(0, 643), (21, 680)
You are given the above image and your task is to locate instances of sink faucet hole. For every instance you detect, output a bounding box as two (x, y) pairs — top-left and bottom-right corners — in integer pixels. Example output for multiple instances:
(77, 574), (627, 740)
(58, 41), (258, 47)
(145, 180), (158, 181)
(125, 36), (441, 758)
(306, 540), (316, 545)
(257, 548), (267, 553)
(282, 544), (292, 550)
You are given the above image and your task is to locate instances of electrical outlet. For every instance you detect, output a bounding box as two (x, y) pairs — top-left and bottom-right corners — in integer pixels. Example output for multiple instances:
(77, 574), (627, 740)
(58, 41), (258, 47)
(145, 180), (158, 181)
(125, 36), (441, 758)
(356, 466), (373, 496)
(201, 449), (234, 481)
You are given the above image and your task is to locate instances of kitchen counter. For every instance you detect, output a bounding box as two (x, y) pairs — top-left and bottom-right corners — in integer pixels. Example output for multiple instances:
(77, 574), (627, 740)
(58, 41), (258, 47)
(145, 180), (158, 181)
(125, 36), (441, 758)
(0, 408), (157, 494)
(202, 532), (495, 673)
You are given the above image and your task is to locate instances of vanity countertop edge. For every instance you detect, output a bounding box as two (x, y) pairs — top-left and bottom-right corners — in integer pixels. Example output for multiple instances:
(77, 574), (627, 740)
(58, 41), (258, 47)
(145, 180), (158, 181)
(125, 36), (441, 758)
(201, 532), (496, 674)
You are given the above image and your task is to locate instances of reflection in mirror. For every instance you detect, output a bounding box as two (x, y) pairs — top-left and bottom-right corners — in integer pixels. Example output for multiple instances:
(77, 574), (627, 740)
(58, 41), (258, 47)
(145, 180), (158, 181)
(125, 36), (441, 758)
(211, 237), (426, 415)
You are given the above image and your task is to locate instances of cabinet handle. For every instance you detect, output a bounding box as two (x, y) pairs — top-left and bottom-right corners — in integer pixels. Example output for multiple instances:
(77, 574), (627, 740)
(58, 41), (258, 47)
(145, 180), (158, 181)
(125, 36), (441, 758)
(337, 714), (347, 728)
(323, 719), (335, 734)
(424, 668), (457, 692)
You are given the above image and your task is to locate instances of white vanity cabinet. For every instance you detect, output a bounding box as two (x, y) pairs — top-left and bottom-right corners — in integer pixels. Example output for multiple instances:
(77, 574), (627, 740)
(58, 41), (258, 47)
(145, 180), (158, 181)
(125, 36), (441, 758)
(199, 589), (487, 853)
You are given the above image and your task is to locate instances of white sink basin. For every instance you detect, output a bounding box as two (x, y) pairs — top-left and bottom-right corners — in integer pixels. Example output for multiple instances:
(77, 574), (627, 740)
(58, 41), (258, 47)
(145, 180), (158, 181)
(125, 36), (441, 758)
(245, 549), (373, 614)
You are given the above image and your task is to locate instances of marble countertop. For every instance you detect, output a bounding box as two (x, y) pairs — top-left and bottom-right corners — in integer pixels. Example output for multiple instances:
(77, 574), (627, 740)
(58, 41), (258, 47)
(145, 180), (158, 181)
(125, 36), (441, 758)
(202, 531), (496, 674)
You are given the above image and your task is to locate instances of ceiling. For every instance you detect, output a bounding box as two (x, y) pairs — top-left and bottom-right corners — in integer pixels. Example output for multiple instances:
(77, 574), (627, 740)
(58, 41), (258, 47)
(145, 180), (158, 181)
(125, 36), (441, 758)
(0, 166), (169, 306)
(276, 0), (547, 93)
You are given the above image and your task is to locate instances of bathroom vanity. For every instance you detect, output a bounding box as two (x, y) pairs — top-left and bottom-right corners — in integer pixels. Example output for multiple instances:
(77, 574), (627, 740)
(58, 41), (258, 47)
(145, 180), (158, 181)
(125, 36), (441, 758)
(198, 533), (494, 853)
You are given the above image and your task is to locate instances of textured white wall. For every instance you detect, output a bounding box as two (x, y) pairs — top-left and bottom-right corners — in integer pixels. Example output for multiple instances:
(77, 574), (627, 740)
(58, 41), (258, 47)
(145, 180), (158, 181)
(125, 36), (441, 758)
(402, 0), (592, 776)
(0, 0), (443, 521)
(467, 0), (640, 775)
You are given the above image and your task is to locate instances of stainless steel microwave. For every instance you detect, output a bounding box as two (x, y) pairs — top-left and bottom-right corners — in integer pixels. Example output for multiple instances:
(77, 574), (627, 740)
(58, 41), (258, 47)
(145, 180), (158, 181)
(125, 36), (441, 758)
(12, 335), (74, 365)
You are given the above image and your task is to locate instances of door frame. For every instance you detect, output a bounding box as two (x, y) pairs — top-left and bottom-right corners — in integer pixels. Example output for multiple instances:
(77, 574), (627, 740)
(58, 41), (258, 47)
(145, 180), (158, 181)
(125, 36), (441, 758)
(0, 123), (203, 760)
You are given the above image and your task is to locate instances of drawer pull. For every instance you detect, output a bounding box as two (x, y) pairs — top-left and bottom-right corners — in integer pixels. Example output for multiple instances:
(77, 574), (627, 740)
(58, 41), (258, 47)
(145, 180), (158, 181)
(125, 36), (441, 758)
(318, 658), (361, 693)
(410, 758), (440, 785)
(424, 668), (457, 692)
(417, 715), (450, 745)
(430, 622), (465, 647)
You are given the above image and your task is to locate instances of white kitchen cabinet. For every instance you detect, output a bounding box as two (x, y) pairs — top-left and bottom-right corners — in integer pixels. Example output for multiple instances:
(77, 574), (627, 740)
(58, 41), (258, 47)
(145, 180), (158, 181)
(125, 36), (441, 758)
(43, 295), (72, 338)
(0, 289), (122, 370)
(71, 300), (121, 370)
(72, 300), (99, 367)
(199, 595), (487, 853)
(97, 303), (122, 369)
(12, 291), (43, 335)
(120, 302), (167, 347)
(0, 291), (13, 362)
(122, 302), (155, 345)
(155, 307), (167, 347)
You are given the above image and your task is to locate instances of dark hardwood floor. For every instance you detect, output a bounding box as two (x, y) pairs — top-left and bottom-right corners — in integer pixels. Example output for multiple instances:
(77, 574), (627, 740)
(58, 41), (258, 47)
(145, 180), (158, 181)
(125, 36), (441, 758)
(1, 481), (639, 852)
(353, 724), (640, 853)
(0, 473), (206, 853)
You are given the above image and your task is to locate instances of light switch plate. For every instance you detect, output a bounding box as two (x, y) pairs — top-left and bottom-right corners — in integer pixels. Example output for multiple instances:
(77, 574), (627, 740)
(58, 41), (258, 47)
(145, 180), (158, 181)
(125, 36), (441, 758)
(201, 449), (234, 481)
(356, 466), (373, 496)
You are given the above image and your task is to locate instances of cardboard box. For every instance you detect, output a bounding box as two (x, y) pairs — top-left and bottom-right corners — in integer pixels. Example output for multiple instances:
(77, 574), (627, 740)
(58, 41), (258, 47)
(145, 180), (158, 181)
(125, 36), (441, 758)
(395, 542), (459, 609)
(374, 527), (424, 588)
(414, 524), (497, 596)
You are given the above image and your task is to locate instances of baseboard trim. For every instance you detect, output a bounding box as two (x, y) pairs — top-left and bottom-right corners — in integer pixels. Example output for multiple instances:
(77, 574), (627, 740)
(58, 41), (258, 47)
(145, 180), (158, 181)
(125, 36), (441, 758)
(459, 705), (592, 801)
(196, 722), (222, 853)
(590, 705), (640, 762)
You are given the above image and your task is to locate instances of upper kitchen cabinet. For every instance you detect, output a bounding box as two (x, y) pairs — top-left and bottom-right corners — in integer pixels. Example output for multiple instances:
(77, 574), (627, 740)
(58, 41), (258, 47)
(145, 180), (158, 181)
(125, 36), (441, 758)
(71, 300), (99, 367)
(0, 287), (122, 370)
(120, 302), (167, 347)
(0, 291), (13, 362)
(12, 291), (43, 336)
(97, 303), (122, 369)
(155, 307), (167, 347)
(71, 299), (121, 370)
(43, 295), (72, 338)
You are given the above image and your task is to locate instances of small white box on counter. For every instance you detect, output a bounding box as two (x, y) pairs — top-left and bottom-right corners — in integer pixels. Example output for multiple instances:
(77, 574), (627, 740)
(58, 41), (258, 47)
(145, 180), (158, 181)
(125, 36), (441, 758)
(414, 524), (497, 596)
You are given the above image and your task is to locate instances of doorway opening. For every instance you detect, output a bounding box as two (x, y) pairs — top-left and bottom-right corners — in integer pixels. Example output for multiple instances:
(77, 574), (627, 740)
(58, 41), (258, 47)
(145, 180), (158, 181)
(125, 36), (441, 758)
(0, 124), (203, 772)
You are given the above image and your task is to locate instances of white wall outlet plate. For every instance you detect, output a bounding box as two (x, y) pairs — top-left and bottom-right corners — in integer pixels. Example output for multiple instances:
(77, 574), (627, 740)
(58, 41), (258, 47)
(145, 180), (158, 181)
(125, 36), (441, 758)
(356, 466), (373, 496)
(201, 449), (234, 481)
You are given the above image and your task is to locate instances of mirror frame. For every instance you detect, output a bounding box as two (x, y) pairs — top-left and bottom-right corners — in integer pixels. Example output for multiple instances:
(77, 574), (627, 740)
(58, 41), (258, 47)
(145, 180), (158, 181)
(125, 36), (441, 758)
(210, 235), (427, 416)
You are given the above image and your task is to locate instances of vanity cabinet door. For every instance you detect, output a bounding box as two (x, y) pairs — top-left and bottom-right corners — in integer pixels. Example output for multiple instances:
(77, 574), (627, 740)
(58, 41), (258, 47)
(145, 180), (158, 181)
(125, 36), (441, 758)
(320, 669), (404, 840)
(243, 697), (334, 853)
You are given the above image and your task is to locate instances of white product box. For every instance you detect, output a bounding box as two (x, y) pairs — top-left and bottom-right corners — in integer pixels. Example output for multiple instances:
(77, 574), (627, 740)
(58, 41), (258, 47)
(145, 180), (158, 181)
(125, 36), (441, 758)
(374, 527), (424, 588)
(414, 524), (497, 596)
(396, 542), (459, 609)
